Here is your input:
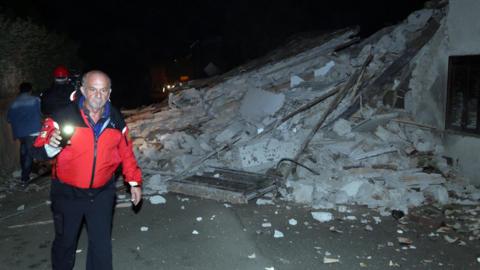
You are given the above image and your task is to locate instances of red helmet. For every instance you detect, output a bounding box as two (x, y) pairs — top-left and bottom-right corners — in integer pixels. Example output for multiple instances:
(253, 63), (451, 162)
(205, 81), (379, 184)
(53, 65), (69, 78)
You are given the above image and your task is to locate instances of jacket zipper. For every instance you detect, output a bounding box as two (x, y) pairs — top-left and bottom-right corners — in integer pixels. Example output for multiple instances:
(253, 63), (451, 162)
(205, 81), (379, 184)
(89, 133), (98, 188)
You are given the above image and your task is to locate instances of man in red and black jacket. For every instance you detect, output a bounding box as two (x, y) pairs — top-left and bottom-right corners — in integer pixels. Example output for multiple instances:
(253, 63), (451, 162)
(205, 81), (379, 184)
(34, 70), (142, 270)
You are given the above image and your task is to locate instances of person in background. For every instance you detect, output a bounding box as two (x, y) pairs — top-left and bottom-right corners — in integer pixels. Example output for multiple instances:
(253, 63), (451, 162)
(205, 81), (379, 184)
(7, 82), (42, 187)
(34, 70), (142, 270)
(41, 65), (77, 116)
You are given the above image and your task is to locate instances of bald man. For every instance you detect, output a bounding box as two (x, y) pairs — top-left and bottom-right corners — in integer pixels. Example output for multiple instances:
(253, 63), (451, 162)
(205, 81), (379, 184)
(34, 70), (142, 270)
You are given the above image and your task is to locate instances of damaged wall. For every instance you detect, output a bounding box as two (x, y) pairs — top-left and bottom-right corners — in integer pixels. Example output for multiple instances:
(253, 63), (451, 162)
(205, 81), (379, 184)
(409, 0), (480, 184)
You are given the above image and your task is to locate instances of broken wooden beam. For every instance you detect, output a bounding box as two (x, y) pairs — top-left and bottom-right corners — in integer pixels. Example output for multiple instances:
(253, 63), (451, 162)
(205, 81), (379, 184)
(288, 54), (373, 175)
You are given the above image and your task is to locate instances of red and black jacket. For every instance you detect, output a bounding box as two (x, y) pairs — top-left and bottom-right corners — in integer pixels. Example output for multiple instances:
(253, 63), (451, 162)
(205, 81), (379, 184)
(35, 101), (142, 189)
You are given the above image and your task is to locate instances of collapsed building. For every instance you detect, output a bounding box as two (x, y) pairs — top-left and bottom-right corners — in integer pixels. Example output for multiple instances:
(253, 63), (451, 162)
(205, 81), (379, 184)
(123, 0), (480, 222)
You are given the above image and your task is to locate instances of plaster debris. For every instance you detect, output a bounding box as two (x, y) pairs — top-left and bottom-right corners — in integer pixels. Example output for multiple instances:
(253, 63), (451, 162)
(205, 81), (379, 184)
(314, 60), (335, 77)
(248, 253), (256, 259)
(192, 230), (199, 235)
(17, 205), (24, 211)
(196, 217), (203, 222)
(144, 174), (168, 195)
(290, 179), (315, 204)
(239, 88), (285, 124)
(140, 226), (149, 232)
(273, 230), (284, 238)
(262, 222), (272, 228)
(443, 235), (458, 244)
(290, 75), (305, 88)
(149, 195), (166, 205)
(256, 198), (275, 205)
(239, 138), (298, 170)
(116, 202), (131, 208)
(289, 219), (298, 226)
(329, 226), (343, 234)
(389, 260), (400, 267)
(397, 237), (413, 245)
(311, 212), (333, 223)
(332, 118), (353, 138)
(323, 257), (340, 264)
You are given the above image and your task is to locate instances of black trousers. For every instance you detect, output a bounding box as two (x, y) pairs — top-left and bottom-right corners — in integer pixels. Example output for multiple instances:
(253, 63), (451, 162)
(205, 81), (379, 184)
(50, 179), (115, 270)
(19, 136), (35, 183)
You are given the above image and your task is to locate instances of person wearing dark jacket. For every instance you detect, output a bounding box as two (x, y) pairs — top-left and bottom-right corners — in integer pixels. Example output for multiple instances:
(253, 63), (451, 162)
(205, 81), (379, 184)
(41, 65), (76, 116)
(34, 70), (142, 270)
(7, 82), (42, 186)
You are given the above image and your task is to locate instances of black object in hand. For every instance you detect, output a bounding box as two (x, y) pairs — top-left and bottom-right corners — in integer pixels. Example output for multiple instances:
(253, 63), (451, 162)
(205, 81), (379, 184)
(391, 210), (405, 220)
(59, 124), (75, 147)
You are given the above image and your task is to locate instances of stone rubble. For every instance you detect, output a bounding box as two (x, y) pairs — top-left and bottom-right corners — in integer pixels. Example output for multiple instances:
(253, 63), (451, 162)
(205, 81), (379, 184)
(121, 5), (479, 218)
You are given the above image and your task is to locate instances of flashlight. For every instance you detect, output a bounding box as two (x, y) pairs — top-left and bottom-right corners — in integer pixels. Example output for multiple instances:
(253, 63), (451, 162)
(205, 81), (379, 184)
(59, 124), (75, 147)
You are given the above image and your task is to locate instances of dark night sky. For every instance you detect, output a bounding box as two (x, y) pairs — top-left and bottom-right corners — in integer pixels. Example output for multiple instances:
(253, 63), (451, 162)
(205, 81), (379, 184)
(1, 0), (427, 108)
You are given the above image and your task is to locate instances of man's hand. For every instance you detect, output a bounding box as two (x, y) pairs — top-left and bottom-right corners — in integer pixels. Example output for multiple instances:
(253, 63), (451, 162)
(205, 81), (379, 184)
(48, 129), (62, 148)
(130, 186), (142, 206)
(44, 128), (63, 157)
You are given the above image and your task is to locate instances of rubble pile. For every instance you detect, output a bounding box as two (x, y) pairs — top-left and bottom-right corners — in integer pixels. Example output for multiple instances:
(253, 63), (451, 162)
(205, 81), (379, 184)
(124, 6), (479, 213)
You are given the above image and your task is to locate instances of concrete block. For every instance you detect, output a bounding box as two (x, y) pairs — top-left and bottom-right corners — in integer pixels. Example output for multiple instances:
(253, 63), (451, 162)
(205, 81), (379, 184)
(322, 141), (358, 156)
(172, 154), (197, 171)
(405, 191), (425, 207)
(289, 179), (315, 204)
(240, 88), (285, 125)
(389, 171), (446, 190)
(215, 122), (244, 143)
(238, 138), (298, 171)
(411, 129), (436, 152)
(333, 191), (349, 204)
(311, 211), (333, 222)
(314, 60), (335, 77)
(332, 118), (353, 138)
(424, 185), (449, 204)
(144, 174), (168, 195)
(290, 75), (305, 87)
(149, 195), (166, 204)
(340, 180), (364, 197)
(168, 88), (203, 109)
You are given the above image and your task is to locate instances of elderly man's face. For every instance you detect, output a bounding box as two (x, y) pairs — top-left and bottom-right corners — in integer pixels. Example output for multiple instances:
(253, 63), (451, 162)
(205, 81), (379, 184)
(81, 73), (111, 112)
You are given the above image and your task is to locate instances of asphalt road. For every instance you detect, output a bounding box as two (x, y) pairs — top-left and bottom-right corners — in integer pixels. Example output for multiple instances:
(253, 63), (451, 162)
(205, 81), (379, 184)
(0, 177), (479, 270)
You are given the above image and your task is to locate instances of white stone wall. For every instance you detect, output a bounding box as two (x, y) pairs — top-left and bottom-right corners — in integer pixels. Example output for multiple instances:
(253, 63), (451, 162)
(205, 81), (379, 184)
(447, 0), (480, 55)
(409, 0), (480, 184)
